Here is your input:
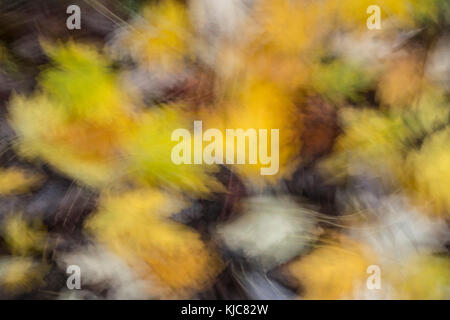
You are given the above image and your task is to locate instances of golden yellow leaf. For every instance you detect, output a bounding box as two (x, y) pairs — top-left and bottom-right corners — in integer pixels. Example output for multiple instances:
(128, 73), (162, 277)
(2, 214), (47, 255)
(406, 128), (450, 216)
(0, 168), (44, 195)
(0, 257), (48, 295)
(285, 234), (375, 300)
(86, 189), (223, 298)
(119, 0), (191, 71)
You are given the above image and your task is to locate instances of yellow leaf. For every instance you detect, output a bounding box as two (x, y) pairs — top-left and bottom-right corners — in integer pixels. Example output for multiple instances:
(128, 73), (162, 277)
(86, 189), (223, 298)
(119, 0), (191, 71)
(0, 257), (48, 295)
(0, 168), (43, 195)
(407, 128), (450, 216)
(2, 214), (47, 255)
(285, 234), (375, 300)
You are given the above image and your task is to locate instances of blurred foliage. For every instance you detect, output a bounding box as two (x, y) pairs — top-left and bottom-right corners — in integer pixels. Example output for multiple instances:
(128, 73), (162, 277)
(0, 168), (44, 195)
(86, 189), (223, 298)
(2, 214), (47, 255)
(285, 234), (375, 300)
(0, 0), (449, 299)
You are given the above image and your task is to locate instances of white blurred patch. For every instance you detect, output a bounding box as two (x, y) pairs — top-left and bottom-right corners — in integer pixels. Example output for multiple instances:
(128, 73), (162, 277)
(350, 195), (449, 265)
(231, 265), (295, 300)
(332, 28), (422, 66)
(189, 0), (251, 65)
(426, 34), (450, 89)
(119, 67), (190, 104)
(57, 244), (154, 299)
(190, 0), (250, 40)
(217, 196), (318, 270)
(332, 31), (393, 65)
